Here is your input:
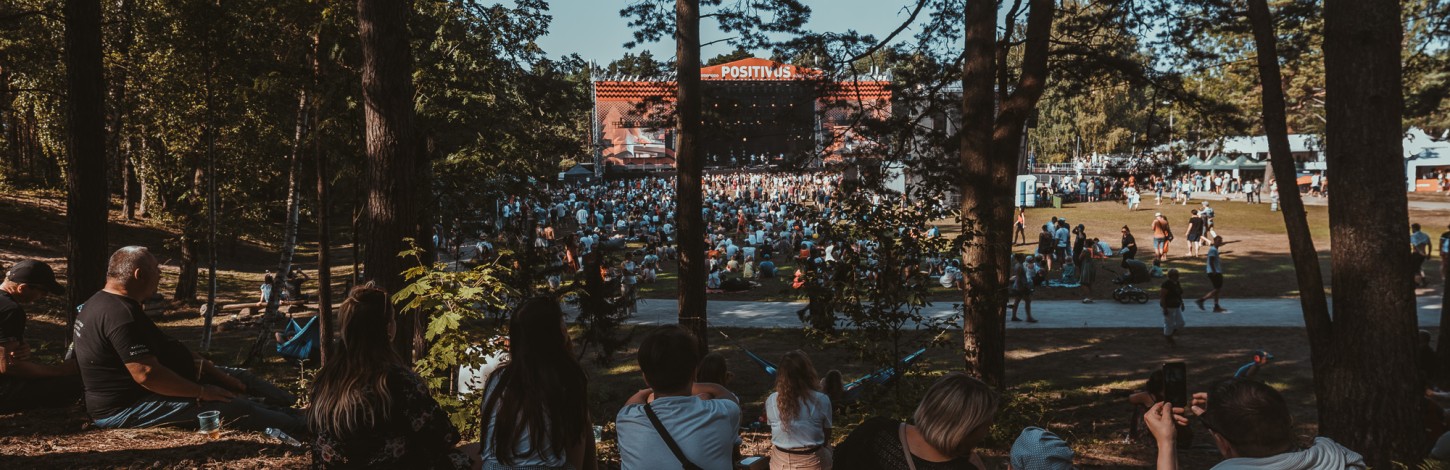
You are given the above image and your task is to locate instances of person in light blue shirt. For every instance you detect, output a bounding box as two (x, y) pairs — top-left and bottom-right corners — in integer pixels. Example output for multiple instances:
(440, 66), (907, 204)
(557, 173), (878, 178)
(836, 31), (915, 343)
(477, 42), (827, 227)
(766, 351), (833, 469)
(1195, 236), (1227, 313)
(616, 326), (741, 470)
(1412, 223), (1432, 287)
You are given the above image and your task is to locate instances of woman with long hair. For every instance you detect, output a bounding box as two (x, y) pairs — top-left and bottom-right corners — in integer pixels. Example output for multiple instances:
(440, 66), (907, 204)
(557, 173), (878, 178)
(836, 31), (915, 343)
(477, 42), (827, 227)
(767, 350), (833, 469)
(309, 283), (469, 469)
(479, 297), (595, 470)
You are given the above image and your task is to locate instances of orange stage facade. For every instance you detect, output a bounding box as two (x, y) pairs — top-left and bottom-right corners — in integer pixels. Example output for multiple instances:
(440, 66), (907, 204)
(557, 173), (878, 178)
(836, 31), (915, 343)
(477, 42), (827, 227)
(591, 58), (891, 172)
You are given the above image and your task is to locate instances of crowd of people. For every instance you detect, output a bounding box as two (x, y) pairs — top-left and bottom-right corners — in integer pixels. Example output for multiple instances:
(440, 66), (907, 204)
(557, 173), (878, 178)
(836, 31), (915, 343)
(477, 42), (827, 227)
(4, 164), (1448, 468)
(1037, 170), (1280, 207)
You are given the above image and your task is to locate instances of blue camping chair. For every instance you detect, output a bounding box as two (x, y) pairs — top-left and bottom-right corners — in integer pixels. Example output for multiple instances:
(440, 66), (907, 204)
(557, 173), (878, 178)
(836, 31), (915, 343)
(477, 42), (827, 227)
(277, 315), (320, 362)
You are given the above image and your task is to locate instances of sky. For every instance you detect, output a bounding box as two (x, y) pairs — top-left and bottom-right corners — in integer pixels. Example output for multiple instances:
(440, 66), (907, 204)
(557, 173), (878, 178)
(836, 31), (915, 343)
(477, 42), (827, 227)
(535, 0), (929, 65)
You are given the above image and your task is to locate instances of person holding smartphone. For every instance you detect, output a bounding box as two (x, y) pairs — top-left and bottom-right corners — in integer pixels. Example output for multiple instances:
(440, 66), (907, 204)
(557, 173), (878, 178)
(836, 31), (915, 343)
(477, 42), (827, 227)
(1144, 379), (1366, 470)
(0, 260), (81, 412)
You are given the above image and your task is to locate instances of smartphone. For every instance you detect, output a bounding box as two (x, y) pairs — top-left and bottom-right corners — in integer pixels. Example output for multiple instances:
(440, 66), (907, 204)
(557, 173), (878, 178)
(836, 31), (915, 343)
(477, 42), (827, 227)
(1162, 361), (1188, 408)
(739, 456), (763, 467)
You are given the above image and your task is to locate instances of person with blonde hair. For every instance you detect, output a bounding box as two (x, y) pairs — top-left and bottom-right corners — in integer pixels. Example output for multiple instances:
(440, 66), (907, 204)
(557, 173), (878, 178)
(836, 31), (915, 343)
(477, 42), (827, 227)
(834, 372), (1000, 470)
(767, 351), (833, 469)
(308, 283), (469, 469)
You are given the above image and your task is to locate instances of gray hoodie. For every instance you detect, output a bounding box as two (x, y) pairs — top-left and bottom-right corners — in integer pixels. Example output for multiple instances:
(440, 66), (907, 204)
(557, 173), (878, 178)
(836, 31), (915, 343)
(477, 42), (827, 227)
(1212, 437), (1365, 470)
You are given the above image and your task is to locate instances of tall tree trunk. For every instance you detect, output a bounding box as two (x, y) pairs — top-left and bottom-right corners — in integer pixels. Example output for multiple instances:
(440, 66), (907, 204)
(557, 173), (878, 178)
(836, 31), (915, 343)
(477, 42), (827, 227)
(112, 0), (136, 219)
(122, 144), (139, 220)
(958, 0), (1000, 387)
(62, 0), (110, 318)
(1245, 0), (1335, 417)
(962, 0), (1055, 388)
(310, 27), (332, 366)
(1322, 0), (1423, 464)
(175, 163), (203, 301)
(357, 0), (419, 359)
(674, 0), (707, 355)
(266, 84), (309, 318)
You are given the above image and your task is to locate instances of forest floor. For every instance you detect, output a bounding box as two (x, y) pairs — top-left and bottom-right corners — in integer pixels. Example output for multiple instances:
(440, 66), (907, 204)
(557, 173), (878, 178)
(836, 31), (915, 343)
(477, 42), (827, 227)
(0, 191), (1440, 468)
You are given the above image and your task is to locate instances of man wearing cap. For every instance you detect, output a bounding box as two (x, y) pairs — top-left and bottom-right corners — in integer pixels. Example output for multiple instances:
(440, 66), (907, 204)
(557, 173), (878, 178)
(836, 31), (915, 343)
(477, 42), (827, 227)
(0, 260), (83, 412)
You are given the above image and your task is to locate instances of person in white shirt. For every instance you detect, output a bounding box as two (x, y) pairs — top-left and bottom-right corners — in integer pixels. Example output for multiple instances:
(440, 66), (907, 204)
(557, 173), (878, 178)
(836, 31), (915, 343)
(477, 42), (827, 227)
(767, 350), (833, 469)
(616, 326), (741, 470)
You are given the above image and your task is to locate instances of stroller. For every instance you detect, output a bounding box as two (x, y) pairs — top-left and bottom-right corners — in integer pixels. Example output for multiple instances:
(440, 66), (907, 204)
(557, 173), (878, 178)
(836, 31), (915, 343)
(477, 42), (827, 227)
(1106, 267), (1150, 304)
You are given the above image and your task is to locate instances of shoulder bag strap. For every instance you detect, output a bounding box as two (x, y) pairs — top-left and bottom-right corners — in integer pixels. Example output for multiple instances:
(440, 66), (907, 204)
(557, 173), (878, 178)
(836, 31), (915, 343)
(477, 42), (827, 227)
(898, 423), (919, 470)
(644, 403), (705, 470)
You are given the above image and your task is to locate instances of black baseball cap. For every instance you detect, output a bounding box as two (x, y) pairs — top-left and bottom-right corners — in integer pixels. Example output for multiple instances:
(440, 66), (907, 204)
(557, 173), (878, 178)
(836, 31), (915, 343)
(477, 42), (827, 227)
(6, 260), (65, 295)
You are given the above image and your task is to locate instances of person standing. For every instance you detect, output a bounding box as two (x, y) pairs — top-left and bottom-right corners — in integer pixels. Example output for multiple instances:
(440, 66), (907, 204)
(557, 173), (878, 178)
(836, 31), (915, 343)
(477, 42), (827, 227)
(1151, 213), (1172, 262)
(1183, 210), (1205, 258)
(1196, 236), (1227, 313)
(1014, 208), (1027, 246)
(1009, 254), (1036, 323)
(1440, 223), (1450, 288)
(1412, 223), (1432, 288)
(1079, 240), (1100, 304)
(1054, 221), (1071, 270)
(1037, 225), (1056, 273)
(1160, 269), (1185, 346)
(0, 260), (82, 412)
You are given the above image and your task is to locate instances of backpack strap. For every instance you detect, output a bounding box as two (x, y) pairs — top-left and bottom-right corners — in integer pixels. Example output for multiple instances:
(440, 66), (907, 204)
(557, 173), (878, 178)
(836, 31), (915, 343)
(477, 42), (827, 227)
(644, 403), (705, 470)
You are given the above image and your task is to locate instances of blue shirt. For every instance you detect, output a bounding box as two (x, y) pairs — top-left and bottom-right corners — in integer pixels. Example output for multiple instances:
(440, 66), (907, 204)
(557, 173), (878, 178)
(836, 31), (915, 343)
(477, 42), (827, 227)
(616, 396), (741, 470)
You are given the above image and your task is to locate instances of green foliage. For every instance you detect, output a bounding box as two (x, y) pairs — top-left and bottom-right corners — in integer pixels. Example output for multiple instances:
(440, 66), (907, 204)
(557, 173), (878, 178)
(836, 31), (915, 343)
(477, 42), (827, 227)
(393, 240), (516, 439)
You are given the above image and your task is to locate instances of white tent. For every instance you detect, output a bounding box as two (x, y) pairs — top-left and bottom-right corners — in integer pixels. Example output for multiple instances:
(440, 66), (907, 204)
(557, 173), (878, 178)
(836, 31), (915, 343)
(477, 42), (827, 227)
(1403, 128), (1450, 192)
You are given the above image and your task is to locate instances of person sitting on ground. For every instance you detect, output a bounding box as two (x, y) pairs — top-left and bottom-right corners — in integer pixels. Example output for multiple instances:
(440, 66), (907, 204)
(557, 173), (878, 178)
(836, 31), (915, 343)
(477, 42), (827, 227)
(75, 247), (301, 433)
(767, 350), (834, 469)
(820, 370), (845, 410)
(478, 297), (596, 470)
(0, 260), (82, 412)
(708, 267), (724, 291)
(1010, 427), (1076, 470)
(696, 352), (733, 387)
(759, 255), (778, 278)
(616, 325), (741, 470)
(310, 283), (470, 469)
(285, 268), (310, 301)
(834, 372), (998, 470)
(1145, 378), (1366, 470)
(259, 271), (275, 303)
(695, 352), (745, 465)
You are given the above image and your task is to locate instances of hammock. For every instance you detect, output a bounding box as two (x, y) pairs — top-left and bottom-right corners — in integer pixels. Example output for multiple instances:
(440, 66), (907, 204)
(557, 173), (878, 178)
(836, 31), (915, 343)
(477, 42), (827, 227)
(276, 316), (320, 362)
(841, 347), (928, 402)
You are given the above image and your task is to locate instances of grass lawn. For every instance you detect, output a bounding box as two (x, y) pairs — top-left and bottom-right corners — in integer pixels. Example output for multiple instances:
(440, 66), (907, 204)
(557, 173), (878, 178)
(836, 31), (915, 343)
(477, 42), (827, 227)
(633, 198), (1448, 302)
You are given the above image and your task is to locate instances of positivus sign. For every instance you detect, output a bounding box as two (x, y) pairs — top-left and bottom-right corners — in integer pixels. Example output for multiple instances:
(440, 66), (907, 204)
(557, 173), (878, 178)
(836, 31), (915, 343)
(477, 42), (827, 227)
(721, 64), (793, 79)
(700, 58), (814, 80)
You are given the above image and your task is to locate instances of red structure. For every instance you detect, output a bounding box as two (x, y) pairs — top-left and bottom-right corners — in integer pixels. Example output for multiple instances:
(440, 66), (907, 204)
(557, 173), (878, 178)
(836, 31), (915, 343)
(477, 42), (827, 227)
(591, 58), (891, 172)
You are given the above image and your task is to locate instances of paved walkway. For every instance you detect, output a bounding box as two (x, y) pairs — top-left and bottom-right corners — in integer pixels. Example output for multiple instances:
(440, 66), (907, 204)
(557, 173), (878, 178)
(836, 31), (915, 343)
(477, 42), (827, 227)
(616, 294), (1445, 329)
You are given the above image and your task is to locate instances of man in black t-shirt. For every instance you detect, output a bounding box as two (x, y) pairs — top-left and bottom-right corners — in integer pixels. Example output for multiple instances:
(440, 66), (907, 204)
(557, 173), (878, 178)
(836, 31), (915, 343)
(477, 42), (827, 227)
(73, 247), (301, 433)
(0, 260), (82, 412)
